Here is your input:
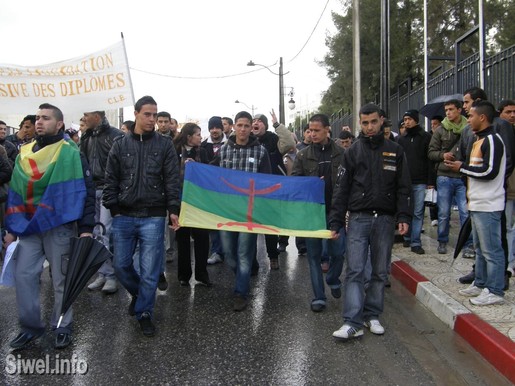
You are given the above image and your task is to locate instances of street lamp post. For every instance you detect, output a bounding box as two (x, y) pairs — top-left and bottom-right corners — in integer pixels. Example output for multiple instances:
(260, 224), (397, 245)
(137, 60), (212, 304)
(234, 100), (256, 116)
(247, 57), (295, 124)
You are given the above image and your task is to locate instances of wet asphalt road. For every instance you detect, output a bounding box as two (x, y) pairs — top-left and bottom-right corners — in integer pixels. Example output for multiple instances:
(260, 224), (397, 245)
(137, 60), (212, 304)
(0, 235), (509, 385)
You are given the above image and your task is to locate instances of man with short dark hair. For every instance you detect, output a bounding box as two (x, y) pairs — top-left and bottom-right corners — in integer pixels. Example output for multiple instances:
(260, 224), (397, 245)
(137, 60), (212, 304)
(7, 103), (95, 350)
(104, 96), (181, 336)
(0, 120), (18, 164)
(292, 113), (345, 312)
(428, 99), (472, 256)
(222, 117), (234, 138)
(338, 130), (354, 149)
(219, 111), (271, 311)
(446, 101), (506, 305)
(397, 109), (435, 254)
(156, 111), (175, 137)
(457, 87), (514, 287)
(6, 115), (36, 150)
(330, 103), (411, 340)
(81, 110), (123, 294)
(498, 99), (515, 126)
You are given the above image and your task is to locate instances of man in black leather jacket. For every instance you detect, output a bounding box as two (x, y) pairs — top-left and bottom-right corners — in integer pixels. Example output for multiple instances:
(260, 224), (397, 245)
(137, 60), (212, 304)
(103, 96), (180, 337)
(81, 111), (123, 294)
(329, 103), (411, 341)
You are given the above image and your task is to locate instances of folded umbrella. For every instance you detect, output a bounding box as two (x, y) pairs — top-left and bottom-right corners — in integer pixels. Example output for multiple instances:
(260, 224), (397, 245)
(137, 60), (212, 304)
(419, 93), (464, 119)
(57, 236), (112, 328)
(453, 216), (472, 261)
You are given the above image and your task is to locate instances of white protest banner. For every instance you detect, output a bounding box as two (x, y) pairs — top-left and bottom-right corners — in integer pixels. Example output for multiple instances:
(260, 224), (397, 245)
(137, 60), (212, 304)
(0, 40), (134, 114)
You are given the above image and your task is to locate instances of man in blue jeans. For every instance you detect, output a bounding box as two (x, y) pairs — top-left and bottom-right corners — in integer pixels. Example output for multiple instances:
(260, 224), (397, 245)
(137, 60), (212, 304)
(428, 99), (473, 256)
(292, 113), (345, 312)
(218, 111), (271, 311)
(103, 96), (180, 336)
(446, 101), (506, 305)
(397, 109), (435, 255)
(329, 103), (411, 340)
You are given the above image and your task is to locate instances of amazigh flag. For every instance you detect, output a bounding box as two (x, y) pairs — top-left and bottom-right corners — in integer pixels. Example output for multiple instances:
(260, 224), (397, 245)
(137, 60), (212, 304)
(6, 139), (87, 236)
(179, 163), (331, 238)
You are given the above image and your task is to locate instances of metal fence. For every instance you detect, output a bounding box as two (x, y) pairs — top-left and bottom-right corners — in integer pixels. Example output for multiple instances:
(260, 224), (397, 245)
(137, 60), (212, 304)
(330, 44), (514, 137)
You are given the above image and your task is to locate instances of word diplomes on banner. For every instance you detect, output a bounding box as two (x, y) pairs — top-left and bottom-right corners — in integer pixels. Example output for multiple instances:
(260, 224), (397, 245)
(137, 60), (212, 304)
(0, 40), (134, 114)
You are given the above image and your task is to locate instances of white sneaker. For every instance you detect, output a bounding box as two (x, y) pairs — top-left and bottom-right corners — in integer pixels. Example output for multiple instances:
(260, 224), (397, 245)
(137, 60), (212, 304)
(101, 278), (118, 294)
(87, 274), (106, 290)
(459, 283), (483, 297)
(431, 219), (438, 227)
(207, 253), (223, 265)
(332, 324), (364, 340)
(364, 319), (385, 335)
(470, 288), (505, 306)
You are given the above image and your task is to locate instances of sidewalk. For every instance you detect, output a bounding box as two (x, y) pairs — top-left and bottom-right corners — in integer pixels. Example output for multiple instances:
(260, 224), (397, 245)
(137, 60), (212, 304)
(390, 213), (515, 383)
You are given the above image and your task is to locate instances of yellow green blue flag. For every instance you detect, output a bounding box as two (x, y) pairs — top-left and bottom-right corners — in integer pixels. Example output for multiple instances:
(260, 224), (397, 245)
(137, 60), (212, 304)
(6, 139), (86, 236)
(179, 163), (331, 238)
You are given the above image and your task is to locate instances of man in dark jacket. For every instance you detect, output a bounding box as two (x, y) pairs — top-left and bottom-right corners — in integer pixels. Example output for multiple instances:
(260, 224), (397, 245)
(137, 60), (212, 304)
(7, 103), (95, 350)
(202, 116), (226, 265)
(329, 103), (411, 340)
(252, 111), (295, 269)
(6, 115), (36, 151)
(0, 120), (18, 164)
(292, 114), (345, 312)
(81, 110), (123, 294)
(397, 109), (435, 254)
(103, 96), (180, 337)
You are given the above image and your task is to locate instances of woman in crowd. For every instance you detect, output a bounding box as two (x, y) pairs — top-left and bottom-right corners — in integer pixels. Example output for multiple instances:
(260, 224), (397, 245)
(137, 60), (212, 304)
(173, 123), (211, 287)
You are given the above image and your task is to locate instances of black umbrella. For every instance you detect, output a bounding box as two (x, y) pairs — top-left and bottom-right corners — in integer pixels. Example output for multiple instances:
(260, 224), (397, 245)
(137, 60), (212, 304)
(453, 216), (472, 260)
(419, 93), (464, 119)
(57, 236), (112, 328)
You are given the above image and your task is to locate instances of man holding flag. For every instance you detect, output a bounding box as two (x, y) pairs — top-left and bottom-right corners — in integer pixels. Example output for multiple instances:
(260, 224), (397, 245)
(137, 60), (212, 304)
(6, 103), (95, 350)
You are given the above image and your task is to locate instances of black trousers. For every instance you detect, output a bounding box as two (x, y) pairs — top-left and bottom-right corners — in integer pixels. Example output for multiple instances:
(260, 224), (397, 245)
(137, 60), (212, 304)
(176, 226), (210, 282)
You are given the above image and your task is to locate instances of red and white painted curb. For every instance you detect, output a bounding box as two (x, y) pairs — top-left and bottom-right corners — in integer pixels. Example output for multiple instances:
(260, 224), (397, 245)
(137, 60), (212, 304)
(391, 260), (515, 384)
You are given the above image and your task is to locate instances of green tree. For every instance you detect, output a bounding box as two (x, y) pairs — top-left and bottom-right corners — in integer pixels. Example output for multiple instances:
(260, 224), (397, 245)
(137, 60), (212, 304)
(319, 0), (514, 117)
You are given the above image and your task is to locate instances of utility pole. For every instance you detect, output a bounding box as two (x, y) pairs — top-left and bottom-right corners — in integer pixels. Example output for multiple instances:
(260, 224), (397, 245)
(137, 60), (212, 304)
(352, 0), (361, 133)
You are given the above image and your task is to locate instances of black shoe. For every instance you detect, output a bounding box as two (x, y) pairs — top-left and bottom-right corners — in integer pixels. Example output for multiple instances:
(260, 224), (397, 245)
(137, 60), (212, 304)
(179, 280), (190, 287)
(504, 272), (510, 291)
(411, 246), (425, 255)
(402, 241), (410, 248)
(277, 244), (287, 253)
(128, 296), (137, 316)
(310, 302), (326, 312)
(10, 331), (43, 350)
(331, 287), (342, 299)
(138, 312), (155, 337)
(458, 270), (475, 284)
(196, 279), (213, 287)
(298, 248), (307, 256)
(158, 273), (168, 291)
(54, 333), (72, 349)
(233, 295), (248, 311)
(385, 277), (391, 288)
(270, 259), (279, 270)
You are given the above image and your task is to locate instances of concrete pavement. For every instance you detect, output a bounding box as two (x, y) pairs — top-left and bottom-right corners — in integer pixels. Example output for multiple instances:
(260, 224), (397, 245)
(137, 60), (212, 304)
(390, 214), (515, 383)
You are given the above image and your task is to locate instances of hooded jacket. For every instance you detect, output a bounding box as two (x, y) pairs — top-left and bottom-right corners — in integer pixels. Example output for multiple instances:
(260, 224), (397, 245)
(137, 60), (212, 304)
(103, 125), (181, 218)
(80, 117), (123, 189)
(329, 131), (412, 232)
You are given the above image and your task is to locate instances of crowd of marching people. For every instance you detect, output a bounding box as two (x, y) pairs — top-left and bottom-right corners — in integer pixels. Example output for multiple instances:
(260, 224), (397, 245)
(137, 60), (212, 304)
(0, 86), (513, 348)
